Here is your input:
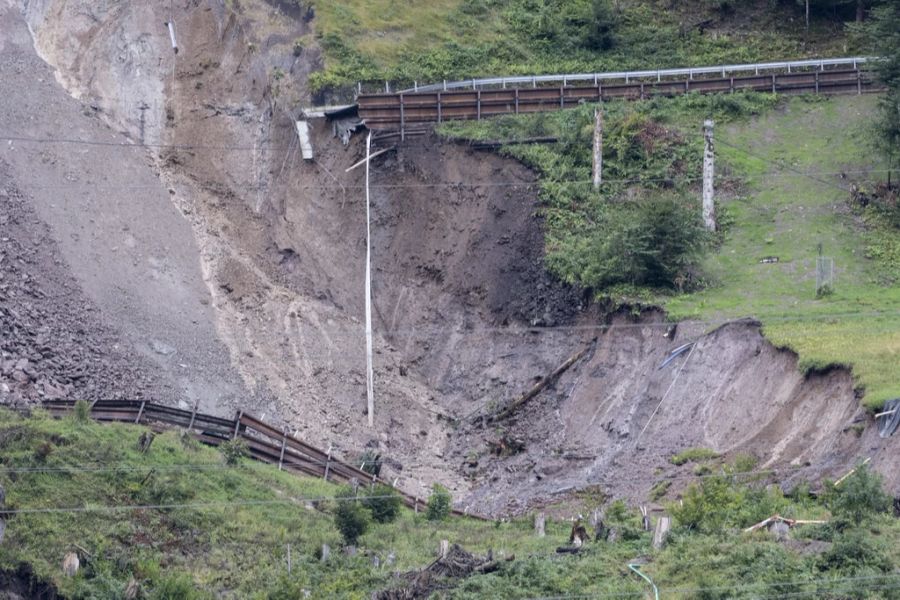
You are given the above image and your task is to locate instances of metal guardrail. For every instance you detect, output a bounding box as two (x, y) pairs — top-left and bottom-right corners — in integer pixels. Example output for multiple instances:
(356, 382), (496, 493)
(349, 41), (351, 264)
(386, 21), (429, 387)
(40, 400), (488, 520)
(401, 56), (873, 93)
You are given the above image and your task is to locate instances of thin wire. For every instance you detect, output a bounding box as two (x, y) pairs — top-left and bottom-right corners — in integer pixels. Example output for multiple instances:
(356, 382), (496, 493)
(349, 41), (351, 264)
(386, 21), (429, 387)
(0, 493), (406, 515)
(638, 340), (697, 438)
(527, 574), (900, 600)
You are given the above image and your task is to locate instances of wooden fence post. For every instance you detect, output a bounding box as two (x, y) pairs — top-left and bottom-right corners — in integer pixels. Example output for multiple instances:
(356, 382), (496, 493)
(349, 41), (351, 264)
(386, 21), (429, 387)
(535, 512), (546, 537)
(278, 429), (287, 471)
(653, 516), (671, 549)
(187, 399), (199, 431)
(233, 411), (243, 439)
(323, 444), (332, 481)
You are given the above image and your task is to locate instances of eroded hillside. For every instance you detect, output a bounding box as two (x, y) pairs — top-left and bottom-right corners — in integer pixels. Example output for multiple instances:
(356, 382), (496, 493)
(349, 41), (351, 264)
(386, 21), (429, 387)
(1, 0), (896, 515)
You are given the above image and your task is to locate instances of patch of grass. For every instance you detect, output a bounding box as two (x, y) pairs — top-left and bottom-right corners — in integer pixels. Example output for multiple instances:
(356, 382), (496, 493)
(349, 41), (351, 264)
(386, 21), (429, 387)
(441, 93), (899, 407)
(665, 95), (900, 408)
(310, 0), (852, 92)
(0, 409), (636, 597)
(671, 447), (720, 466)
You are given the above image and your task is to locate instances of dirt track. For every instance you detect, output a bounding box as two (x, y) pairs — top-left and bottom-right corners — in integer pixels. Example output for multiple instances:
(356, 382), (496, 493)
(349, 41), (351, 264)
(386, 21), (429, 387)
(2, 0), (896, 514)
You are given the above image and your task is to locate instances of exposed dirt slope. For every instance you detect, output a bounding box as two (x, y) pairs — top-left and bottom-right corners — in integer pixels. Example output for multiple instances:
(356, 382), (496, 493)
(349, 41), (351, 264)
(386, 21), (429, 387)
(5, 0), (896, 513)
(1, 0), (247, 412)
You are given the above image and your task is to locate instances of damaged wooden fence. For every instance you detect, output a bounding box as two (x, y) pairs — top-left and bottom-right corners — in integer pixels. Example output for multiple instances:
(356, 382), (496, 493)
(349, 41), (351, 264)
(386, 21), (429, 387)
(40, 400), (488, 520)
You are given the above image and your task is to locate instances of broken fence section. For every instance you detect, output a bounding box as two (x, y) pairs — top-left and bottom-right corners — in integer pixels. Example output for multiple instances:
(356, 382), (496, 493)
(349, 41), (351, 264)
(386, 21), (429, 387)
(39, 399), (489, 520)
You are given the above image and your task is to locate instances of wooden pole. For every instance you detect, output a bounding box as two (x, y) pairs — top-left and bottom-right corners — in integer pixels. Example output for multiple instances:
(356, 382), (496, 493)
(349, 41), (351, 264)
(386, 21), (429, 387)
(703, 120), (716, 232)
(592, 106), (603, 191)
(364, 131), (375, 428)
(653, 516), (671, 549)
(535, 512), (546, 537)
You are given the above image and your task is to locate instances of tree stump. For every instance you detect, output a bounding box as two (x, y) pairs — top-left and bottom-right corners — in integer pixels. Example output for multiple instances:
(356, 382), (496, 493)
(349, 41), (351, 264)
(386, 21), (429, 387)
(534, 512), (546, 537)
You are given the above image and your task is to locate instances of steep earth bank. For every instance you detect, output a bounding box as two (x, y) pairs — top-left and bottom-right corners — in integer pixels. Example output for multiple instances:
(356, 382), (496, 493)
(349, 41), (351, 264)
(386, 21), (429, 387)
(4, 0), (896, 513)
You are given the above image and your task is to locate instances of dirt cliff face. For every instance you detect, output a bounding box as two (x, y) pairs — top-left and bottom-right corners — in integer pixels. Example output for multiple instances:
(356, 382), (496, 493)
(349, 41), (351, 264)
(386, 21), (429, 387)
(5, 0), (895, 513)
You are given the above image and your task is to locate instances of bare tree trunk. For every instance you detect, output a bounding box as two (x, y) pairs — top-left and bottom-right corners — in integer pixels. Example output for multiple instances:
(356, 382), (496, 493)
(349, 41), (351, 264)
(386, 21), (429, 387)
(592, 106), (603, 191)
(703, 120), (716, 232)
(857, 0), (865, 22)
(805, 0), (810, 31)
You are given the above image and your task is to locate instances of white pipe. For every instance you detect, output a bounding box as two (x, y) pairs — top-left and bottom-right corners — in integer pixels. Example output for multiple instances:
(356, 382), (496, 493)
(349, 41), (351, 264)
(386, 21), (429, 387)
(166, 21), (178, 54)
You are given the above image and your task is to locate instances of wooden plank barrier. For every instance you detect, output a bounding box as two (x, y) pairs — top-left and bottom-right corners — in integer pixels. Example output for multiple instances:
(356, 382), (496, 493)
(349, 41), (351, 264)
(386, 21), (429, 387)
(39, 400), (488, 520)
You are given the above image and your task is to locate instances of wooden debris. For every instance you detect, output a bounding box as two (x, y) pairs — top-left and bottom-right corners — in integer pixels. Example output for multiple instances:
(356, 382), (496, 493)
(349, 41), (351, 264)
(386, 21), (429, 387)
(835, 457), (871, 487)
(487, 343), (594, 422)
(743, 514), (827, 533)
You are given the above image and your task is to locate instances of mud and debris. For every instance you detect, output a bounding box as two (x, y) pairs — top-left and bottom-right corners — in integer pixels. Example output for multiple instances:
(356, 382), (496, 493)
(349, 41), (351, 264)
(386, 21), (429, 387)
(2, 0), (898, 517)
(374, 544), (505, 600)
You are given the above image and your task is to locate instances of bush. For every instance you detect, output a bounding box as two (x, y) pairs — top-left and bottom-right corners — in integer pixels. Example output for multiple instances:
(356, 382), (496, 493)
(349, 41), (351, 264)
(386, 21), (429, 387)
(219, 438), (248, 466)
(671, 447), (719, 466)
(149, 573), (205, 600)
(73, 399), (91, 423)
(362, 484), (402, 524)
(426, 484), (452, 521)
(567, 193), (709, 290)
(334, 486), (370, 545)
(827, 463), (890, 526)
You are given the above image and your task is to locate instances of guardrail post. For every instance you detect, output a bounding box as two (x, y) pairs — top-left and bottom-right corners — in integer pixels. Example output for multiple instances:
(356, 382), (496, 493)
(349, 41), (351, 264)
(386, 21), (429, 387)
(233, 410), (243, 439)
(437, 92), (442, 123)
(477, 90), (482, 120)
(187, 399), (199, 431)
(399, 93), (405, 142)
(857, 69), (862, 95)
(323, 444), (332, 481)
(772, 74), (776, 94)
(815, 71), (820, 94)
(278, 428), (287, 471)
(514, 89), (519, 114)
(135, 401), (146, 424)
(559, 85), (564, 108)
(730, 77), (734, 94)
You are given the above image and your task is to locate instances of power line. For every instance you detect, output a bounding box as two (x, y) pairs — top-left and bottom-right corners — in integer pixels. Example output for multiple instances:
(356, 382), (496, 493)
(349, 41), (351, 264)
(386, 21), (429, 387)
(13, 169), (889, 192)
(526, 573), (900, 600)
(0, 493), (407, 515)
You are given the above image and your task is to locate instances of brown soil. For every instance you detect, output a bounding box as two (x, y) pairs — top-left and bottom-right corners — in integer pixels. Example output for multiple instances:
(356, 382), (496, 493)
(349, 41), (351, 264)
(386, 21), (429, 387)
(3, 0), (897, 517)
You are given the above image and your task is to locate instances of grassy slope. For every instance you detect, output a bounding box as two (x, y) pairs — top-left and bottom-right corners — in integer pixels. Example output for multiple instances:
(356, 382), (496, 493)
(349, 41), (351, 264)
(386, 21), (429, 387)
(665, 95), (900, 407)
(3, 410), (899, 599)
(310, 0), (850, 90)
(439, 93), (900, 408)
(0, 409), (642, 598)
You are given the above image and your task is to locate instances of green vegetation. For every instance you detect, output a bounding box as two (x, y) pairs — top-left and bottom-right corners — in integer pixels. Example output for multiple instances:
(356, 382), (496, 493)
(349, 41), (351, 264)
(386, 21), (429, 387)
(3, 410), (900, 598)
(440, 91), (900, 407)
(426, 483), (452, 521)
(310, 0), (853, 92)
(333, 486), (370, 545)
(671, 447), (720, 466)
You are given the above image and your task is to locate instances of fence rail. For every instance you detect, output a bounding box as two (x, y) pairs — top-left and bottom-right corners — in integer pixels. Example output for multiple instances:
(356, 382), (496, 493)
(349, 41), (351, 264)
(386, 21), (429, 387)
(358, 66), (883, 133)
(400, 56), (874, 93)
(39, 400), (487, 520)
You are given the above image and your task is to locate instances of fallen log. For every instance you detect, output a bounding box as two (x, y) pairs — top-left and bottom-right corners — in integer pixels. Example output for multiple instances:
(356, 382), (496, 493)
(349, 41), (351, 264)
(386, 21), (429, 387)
(486, 341), (594, 422)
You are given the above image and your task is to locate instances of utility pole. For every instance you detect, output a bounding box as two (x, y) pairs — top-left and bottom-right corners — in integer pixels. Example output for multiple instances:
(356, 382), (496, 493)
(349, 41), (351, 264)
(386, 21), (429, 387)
(364, 132), (375, 427)
(592, 106), (603, 191)
(703, 119), (716, 232)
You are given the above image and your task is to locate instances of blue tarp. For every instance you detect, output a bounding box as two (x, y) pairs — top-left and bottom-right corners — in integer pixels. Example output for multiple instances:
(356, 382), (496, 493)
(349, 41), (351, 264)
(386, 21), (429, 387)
(877, 398), (900, 438)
